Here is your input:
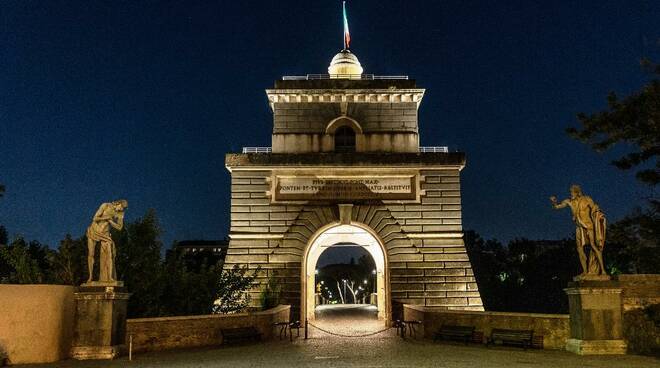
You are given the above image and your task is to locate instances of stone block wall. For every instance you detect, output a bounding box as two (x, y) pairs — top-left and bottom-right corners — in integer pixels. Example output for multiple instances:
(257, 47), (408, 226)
(225, 164), (483, 318)
(272, 102), (418, 134)
(125, 305), (290, 353)
(271, 101), (420, 153)
(403, 304), (570, 350)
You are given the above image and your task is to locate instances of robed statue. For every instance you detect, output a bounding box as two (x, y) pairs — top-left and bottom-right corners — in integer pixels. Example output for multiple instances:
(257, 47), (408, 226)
(86, 200), (128, 284)
(550, 185), (607, 276)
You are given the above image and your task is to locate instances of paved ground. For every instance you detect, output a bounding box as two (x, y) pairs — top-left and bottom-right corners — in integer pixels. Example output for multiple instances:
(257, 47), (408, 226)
(312, 304), (389, 337)
(23, 305), (660, 367)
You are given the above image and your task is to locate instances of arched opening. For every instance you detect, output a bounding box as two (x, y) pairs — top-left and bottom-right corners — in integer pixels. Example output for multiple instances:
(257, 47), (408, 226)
(334, 126), (356, 152)
(303, 224), (388, 326)
(314, 244), (378, 323)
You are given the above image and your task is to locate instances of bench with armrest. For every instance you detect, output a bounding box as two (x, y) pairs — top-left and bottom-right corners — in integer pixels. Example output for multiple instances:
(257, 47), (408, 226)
(487, 328), (533, 350)
(273, 321), (290, 340)
(433, 325), (476, 345)
(288, 320), (302, 341)
(393, 320), (422, 339)
(273, 321), (302, 341)
(220, 327), (262, 345)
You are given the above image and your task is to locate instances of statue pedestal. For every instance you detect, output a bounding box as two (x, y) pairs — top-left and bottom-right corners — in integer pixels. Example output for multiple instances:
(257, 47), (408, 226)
(70, 285), (130, 360)
(564, 276), (627, 355)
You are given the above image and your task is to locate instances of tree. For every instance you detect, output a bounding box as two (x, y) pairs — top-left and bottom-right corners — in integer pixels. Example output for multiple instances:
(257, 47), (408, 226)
(465, 231), (580, 313)
(0, 237), (46, 284)
(567, 60), (659, 185)
(114, 209), (165, 318)
(48, 235), (87, 285)
(605, 202), (660, 274)
(159, 249), (224, 316)
(259, 271), (281, 310)
(317, 260), (374, 304)
(0, 226), (7, 245)
(212, 265), (258, 314)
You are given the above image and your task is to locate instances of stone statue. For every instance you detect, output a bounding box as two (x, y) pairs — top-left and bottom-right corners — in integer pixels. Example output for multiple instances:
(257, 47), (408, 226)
(550, 185), (607, 276)
(86, 200), (128, 284)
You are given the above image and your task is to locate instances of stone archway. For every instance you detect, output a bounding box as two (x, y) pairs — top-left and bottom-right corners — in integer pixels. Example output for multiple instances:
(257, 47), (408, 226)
(302, 223), (389, 323)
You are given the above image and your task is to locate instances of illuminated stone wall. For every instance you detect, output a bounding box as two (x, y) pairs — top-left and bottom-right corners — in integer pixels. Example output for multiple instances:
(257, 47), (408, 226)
(225, 77), (483, 320)
(224, 155), (484, 319)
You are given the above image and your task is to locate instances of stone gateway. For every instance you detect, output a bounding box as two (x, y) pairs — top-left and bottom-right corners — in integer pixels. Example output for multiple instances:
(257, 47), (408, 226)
(224, 50), (484, 322)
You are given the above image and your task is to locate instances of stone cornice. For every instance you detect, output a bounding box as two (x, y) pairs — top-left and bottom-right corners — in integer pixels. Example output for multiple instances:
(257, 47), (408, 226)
(225, 152), (465, 171)
(265, 89), (426, 111)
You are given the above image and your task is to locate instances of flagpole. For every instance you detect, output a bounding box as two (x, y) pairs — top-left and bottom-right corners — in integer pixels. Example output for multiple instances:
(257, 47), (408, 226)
(343, 1), (347, 50)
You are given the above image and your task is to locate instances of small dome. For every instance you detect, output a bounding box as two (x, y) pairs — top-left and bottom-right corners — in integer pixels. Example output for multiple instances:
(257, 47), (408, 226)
(328, 50), (364, 79)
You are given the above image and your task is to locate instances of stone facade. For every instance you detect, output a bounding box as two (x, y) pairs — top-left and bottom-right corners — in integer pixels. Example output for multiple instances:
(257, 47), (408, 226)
(225, 73), (483, 320)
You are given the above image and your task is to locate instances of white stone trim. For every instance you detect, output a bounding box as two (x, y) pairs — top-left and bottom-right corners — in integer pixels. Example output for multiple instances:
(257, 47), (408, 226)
(228, 234), (284, 240)
(406, 233), (464, 239)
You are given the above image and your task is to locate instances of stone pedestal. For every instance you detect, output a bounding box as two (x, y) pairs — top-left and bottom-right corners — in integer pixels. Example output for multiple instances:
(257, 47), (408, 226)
(70, 285), (130, 360)
(564, 276), (627, 355)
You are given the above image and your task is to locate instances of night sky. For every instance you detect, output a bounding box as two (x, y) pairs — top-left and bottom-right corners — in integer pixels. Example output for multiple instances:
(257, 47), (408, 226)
(1, 1), (658, 249)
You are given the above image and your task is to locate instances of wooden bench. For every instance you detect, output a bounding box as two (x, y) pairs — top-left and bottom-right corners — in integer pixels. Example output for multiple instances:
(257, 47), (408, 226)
(433, 325), (475, 345)
(221, 327), (262, 345)
(487, 328), (533, 349)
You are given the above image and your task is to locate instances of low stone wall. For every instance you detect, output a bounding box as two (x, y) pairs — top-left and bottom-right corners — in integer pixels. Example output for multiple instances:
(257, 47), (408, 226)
(615, 274), (660, 311)
(615, 274), (660, 356)
(126, 305), (291, 353)
(403, 304), (570, 349)
(0, 285), (76, 364)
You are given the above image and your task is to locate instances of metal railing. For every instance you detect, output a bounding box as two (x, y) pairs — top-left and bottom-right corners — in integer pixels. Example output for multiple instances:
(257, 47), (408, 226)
(242, 147), (272, 153)
(242, 146), (449, 153)
(282, 74), (409, 81)
(419, 146), (449, 153)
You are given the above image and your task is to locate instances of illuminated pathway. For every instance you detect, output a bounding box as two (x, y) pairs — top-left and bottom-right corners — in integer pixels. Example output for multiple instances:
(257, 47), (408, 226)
(309, 304), (393, 338)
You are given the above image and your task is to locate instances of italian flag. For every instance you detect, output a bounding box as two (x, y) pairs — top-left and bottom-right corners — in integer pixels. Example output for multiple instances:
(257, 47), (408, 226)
(343, 1), (351, 49)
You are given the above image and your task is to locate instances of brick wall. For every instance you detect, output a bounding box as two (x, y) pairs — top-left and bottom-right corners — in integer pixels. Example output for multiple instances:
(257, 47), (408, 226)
(404, 304), (570, 350)
(125, 305), (290, 353)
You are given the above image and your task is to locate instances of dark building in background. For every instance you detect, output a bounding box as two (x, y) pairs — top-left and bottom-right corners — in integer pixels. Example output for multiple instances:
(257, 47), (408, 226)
(174, 239), (229, 261)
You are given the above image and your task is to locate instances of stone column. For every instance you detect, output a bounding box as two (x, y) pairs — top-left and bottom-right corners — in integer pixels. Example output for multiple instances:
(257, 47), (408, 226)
(564, 276), (627, 355)
(70, 283), (130, 360)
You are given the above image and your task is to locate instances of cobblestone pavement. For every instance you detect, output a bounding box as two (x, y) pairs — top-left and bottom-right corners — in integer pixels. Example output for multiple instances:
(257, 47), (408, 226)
(24, 305), (660, 367)
(24, 336), (659, 368)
